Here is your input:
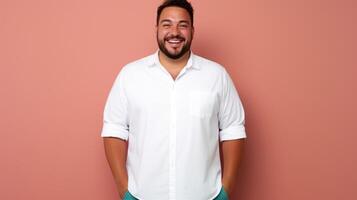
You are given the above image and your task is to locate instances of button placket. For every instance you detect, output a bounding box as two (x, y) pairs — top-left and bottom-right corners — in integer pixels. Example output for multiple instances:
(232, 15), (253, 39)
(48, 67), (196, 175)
(169, 83), (177, 200)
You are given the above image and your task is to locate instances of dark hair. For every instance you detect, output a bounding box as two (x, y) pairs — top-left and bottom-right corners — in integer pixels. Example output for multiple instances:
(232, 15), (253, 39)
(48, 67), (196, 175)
(157, 0), (194, 26)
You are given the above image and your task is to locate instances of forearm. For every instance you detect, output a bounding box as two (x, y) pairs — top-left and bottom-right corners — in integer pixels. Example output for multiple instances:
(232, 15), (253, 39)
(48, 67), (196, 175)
(103, 137), (129, 199)
(221, 138), (245, 198)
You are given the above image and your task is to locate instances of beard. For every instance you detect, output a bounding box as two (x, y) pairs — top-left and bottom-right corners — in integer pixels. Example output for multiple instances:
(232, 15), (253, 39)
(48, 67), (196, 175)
(157, 34), (192, 60)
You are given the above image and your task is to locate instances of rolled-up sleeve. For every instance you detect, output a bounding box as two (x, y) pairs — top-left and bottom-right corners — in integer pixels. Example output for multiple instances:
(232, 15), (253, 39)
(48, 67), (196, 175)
(218, 68), (247, 141)
(101, 67), (129, 140)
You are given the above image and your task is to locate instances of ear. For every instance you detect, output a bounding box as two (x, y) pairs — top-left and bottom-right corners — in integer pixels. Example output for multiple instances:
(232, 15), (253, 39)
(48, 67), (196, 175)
(155, 23), (159, 32)
(191, 26), (195, 39)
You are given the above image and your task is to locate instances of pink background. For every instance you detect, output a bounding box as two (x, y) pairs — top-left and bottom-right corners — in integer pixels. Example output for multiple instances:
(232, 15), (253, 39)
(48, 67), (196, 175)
(1, 0), (356, 199)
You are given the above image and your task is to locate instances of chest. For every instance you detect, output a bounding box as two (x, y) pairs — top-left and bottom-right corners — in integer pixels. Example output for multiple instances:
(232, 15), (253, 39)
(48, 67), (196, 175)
(124, 68), (221, 120)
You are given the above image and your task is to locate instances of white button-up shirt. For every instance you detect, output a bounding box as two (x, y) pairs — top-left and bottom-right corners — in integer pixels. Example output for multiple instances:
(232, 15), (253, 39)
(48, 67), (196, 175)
(101, 50), (246, 200)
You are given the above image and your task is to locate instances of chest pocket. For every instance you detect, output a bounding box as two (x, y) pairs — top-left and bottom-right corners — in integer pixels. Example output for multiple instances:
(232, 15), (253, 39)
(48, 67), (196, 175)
(189, 91), (217, 118)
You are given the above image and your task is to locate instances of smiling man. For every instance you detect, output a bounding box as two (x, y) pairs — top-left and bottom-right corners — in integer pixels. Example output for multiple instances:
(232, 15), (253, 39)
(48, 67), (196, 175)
(101, 1), (246, 200)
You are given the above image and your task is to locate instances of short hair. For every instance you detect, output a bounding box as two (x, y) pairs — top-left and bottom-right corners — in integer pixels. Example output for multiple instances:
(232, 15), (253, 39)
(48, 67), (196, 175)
(156, 0), (194, 27)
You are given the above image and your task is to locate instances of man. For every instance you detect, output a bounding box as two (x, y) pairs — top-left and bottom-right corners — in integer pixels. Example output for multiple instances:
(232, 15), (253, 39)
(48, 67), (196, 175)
(101, 0), (246, 199)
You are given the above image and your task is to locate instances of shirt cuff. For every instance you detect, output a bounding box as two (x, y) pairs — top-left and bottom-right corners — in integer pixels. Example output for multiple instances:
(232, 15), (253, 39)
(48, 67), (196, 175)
(219, 125), (246, 141)
(101, 123), (129, 140)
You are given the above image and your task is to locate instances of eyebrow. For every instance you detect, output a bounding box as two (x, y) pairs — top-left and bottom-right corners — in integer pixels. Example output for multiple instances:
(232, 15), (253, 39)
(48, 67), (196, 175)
(160, 19), (190, 24)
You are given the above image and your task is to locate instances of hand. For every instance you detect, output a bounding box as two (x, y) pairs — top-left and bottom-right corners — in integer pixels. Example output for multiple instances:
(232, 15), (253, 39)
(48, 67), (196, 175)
(119, 188), (128, 200)
(221, 183), (231, 199)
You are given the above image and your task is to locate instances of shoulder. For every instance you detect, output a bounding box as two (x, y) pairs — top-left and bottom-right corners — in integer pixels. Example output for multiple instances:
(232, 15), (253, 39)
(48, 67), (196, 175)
(193, 54), (228, 75)
(113, 53), (153, 85)
(121, 53), (153, 72)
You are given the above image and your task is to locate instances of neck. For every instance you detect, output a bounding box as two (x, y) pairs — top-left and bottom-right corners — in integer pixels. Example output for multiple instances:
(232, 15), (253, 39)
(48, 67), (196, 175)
(158, 50), (191, 69)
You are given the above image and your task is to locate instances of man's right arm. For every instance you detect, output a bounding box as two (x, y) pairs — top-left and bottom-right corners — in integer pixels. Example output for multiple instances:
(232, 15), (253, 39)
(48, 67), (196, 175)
(103, 137), (128, 199)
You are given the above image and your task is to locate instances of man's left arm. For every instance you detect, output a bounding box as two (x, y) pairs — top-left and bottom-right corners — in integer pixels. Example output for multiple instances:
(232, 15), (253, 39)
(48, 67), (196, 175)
(221, 138), (246, 198)
(218, 68), (247, 199)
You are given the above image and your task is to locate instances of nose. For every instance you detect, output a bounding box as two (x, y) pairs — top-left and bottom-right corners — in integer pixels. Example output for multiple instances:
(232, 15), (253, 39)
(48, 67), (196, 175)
(170, 25), (179, 36)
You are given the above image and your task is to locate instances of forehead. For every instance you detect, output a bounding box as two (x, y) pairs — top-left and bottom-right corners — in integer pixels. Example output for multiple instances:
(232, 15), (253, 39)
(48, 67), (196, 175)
(159, 6), (191, 23)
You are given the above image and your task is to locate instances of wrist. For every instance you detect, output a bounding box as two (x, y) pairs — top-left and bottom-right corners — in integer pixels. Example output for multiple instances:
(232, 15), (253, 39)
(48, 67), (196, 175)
(118, 187), (128, 199)
(221, 182), (231, 198)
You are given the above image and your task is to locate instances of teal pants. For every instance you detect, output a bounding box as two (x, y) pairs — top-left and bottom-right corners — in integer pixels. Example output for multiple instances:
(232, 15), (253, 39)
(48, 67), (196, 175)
(122, 190), (137, 200)
(214, 186), (229, 200)
(123, 186), (228, 200)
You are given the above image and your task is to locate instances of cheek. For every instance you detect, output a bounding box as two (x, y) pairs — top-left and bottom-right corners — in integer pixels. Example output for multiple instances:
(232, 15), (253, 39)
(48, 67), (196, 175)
(157, 33), (165, 41)
(181, 30), (192, 38)
(158, 30), (169, 39)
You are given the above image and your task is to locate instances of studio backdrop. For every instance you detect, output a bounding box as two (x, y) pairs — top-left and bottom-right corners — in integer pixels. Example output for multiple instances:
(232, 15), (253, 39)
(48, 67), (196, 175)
(0, 0), (356, 199)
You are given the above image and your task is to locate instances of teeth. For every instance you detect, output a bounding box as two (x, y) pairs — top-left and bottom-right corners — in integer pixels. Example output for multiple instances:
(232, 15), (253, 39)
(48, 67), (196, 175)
(168, 40), (182, 43)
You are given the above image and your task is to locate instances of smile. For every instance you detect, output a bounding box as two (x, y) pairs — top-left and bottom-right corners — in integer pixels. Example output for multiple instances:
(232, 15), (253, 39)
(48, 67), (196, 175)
(167, 39), (184, 44)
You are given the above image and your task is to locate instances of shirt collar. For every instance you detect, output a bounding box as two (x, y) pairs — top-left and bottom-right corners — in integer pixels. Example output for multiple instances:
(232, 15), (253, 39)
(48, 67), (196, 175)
(147, 49), (201, 70)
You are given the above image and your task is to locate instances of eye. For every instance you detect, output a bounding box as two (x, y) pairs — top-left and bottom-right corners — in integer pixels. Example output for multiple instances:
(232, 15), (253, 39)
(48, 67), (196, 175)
(162, 24), (171, 28)
(179, 24), (189, 28)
